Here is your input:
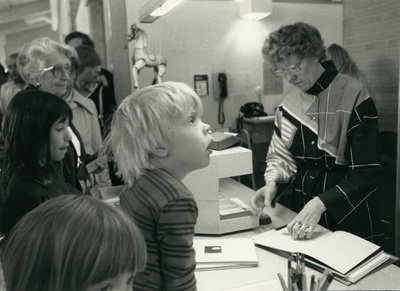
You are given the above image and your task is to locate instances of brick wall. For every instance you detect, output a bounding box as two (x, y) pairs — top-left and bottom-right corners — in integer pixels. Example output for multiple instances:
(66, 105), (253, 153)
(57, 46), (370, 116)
(343, 0), (400, 132)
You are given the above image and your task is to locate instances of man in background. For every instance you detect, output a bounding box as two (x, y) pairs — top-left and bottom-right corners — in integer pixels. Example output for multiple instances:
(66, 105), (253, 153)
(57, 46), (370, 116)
(66, 31), (121, 186)
(65, 31), (114, 97)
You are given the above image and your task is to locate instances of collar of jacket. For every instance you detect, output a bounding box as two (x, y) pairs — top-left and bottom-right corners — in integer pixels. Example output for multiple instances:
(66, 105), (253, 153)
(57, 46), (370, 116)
(305, 60), (338, 96)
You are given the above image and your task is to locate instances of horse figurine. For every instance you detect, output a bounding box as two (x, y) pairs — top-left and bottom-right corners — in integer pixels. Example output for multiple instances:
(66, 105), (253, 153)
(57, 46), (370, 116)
(127, 23), (167, 89)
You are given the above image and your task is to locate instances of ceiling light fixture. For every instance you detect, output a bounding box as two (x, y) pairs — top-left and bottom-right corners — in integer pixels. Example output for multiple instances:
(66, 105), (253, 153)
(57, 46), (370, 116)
(140, 0), (184, 23)
(240, 0), (272, 21)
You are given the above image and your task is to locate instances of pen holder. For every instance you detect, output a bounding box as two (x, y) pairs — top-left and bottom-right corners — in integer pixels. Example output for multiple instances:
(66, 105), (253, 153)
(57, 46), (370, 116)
(278, 254), (333, 291)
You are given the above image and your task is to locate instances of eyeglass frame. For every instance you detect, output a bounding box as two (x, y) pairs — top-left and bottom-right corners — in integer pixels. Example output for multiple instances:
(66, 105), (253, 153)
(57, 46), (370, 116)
(41, 63), (71, 78)
(272, 56), (304, 79)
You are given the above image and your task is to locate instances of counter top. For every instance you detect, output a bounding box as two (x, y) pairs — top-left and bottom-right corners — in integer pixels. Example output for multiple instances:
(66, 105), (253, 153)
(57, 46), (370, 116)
(195, 203), (400, 290)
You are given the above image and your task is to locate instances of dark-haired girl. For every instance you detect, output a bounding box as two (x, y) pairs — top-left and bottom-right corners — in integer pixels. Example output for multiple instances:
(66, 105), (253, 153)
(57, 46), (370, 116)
(0, 90), (80, 236)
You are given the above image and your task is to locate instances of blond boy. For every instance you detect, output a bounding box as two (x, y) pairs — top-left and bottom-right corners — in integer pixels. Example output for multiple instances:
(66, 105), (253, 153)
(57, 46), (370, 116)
(110, 82), (213, 290)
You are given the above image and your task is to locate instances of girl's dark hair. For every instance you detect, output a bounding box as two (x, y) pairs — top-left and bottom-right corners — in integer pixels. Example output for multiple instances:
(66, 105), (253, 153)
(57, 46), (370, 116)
(2, 90), (73, 189)
(75, 45), (101, 72)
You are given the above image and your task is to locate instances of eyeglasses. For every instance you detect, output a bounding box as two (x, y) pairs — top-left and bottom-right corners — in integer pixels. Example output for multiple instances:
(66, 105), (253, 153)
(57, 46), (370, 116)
(273, 56), (304, 79)
(41, 64), (71, 78)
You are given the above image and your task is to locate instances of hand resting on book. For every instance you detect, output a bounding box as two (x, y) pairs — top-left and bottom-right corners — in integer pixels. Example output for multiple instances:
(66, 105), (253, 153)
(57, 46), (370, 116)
(287, 196), (327, 240)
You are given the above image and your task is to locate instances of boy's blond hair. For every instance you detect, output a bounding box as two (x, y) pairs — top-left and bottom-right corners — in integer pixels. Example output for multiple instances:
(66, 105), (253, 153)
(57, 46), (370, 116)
(108, 81), (203, 187)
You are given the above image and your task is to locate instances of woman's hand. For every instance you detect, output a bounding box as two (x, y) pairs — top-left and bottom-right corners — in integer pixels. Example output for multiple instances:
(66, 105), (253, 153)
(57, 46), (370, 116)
(287, 197), (326, 239)
(249, 181), (278, 215)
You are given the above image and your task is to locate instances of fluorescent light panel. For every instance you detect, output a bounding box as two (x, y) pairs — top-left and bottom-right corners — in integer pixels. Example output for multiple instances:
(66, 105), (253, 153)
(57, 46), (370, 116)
(140, 0), (184, 23)
(240, 0), (272, 21)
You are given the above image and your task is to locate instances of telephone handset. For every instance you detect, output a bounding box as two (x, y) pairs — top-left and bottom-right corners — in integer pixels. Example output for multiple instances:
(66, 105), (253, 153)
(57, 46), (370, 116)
(218, 73), (227, 99)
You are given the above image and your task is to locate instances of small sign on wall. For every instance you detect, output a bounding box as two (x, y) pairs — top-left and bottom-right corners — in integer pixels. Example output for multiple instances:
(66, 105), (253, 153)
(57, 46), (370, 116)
(263, 61), (283, 95)
(194, 75), (209, 97)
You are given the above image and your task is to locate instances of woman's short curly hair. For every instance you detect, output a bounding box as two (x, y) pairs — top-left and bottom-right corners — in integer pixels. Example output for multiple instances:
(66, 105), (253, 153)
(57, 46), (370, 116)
(262, 22), (326, 65)
(17, 37), (75, 85)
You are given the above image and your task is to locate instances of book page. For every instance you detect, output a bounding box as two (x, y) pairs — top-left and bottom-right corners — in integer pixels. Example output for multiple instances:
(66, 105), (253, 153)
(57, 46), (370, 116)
(195, 262), (257, 271)
(347, 251), (389, 281)
(305, 250), (393, 284)
(194, 238), (258, 266)
(253, 228), (381, 275)
(302, 231), (380, 274)
(253, 225), (330, 254)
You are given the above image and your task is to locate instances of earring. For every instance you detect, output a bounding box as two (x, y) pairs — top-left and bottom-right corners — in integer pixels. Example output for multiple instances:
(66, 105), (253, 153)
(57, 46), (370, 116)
(35, 82), (41, 88)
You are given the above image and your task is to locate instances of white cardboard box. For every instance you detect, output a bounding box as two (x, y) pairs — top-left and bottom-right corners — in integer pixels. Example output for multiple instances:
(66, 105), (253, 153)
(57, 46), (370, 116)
(183, 147), (259, 234)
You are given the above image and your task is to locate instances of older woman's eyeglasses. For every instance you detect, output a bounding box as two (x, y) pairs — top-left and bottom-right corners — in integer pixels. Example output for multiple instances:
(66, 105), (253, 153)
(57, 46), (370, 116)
(273, 57), (304, 79)
(41, 64), (71, 78)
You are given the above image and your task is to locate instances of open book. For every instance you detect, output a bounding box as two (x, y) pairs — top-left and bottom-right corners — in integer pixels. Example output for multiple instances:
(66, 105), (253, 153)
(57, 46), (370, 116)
(252, 227), (398, 285)
(194, 238), (258, 271)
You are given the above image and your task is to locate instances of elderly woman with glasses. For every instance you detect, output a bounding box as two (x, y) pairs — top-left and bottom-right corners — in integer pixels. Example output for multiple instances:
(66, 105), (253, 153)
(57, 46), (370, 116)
(16, 37), (88, 192)
(250, 22), (383, 242)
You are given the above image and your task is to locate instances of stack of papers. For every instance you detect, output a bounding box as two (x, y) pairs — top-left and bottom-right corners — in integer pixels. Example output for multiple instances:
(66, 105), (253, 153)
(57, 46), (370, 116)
(253, 227), (398, 285)
(194, 238), (258, 271)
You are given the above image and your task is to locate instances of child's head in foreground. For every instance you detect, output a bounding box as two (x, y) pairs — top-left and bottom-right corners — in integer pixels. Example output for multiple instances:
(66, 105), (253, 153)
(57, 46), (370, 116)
(109, 81), (213, 186)
(1, 195), (146, 291)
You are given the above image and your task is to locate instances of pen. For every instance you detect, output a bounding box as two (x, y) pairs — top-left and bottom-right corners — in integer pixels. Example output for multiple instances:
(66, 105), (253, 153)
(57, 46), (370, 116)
(301, 254), (307, 291)
(278, 272), (288, 291)
(318, 269), (330, 290)
(290, 273), (299, 291)
(309, 274), (316, 291)
(295, 253), (302, 290)
(316, 278), (321, 291)
(295, 253), (301, 275)
(319, 272), (333, 291)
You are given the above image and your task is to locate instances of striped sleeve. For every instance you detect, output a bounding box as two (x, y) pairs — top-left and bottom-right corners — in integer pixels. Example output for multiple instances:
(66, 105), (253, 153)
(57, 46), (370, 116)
(157, 196), (197, 291)
(264, 108), (297, 183)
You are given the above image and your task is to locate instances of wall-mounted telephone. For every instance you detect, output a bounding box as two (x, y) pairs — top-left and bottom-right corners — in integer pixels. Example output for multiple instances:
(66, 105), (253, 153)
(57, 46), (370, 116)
(217, 73), (227, 125)
(218, 73), (227, 99)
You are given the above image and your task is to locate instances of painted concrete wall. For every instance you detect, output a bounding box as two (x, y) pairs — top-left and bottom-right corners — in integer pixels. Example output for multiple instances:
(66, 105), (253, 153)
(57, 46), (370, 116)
(125, 0), (342, 131)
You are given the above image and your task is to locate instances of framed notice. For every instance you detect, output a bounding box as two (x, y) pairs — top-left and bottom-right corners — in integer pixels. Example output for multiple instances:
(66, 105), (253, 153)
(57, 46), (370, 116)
(194, 75), (209, 97)
(263, 61), (283, 95)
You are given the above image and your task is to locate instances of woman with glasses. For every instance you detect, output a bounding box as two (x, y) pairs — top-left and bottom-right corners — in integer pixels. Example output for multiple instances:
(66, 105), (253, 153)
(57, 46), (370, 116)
(16, 37), (88, 192)
(250, 22), (383, 243)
